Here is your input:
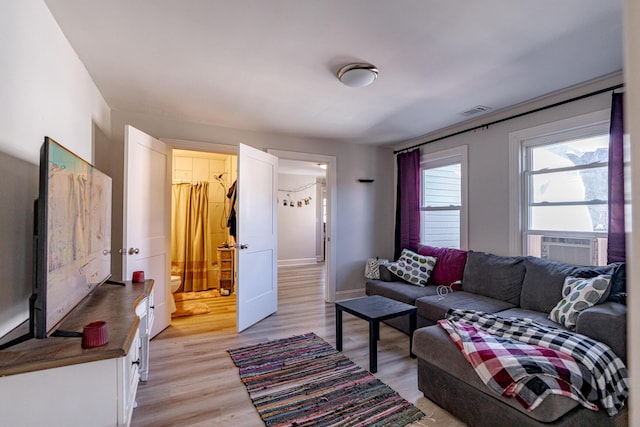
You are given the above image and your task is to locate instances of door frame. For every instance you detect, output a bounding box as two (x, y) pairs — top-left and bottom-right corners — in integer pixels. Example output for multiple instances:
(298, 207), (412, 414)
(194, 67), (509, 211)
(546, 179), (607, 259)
(267, 149), (337, 303)
(161, 139), (337, 303)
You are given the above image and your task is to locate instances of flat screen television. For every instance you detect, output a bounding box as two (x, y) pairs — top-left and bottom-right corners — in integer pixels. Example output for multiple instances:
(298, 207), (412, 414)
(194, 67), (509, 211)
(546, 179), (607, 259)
(32, 137), (113, 338)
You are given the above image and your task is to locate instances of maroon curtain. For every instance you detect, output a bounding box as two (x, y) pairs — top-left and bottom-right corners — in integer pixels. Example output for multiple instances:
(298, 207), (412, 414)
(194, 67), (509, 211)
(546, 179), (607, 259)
(607, 92), (626, 263)
(394, 149), (421, 259)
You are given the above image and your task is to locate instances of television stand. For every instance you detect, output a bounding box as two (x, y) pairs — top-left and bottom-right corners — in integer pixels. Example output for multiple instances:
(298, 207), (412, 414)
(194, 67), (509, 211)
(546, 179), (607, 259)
(0, 279), (154, 427)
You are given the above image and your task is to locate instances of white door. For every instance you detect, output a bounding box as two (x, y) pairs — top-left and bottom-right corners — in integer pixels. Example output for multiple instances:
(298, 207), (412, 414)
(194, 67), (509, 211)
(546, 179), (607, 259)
(123, 125), (171, 338)
(237, 144), (278, 332)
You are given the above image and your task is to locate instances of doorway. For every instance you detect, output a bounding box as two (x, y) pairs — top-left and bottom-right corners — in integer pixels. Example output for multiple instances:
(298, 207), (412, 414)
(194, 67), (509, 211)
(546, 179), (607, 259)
(162, 139), (337, 329)
(169, 148), (238, 319)
(277, 159), (327, 269)
(268, 149), (337, 303)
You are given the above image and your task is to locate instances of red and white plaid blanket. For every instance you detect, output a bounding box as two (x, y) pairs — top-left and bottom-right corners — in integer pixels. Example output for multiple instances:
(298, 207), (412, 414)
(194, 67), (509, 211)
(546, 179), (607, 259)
(439, 310), (628, 415)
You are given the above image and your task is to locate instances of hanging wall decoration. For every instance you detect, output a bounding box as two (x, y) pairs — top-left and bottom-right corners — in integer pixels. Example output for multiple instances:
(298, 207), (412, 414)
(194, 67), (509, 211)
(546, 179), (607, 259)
(278, 183), (316, 210)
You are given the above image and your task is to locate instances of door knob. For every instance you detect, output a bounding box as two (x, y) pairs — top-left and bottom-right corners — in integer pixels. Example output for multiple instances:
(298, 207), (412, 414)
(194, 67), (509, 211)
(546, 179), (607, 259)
(240, 244), (249, 249)
(128, 247), (140, 255)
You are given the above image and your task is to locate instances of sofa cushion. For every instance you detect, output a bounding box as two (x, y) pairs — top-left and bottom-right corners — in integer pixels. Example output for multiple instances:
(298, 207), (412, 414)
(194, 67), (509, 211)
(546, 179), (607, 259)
(520, 257), (599, 313)
(603, 262), (626, 304)
(365, 279), (438, 305)
(377, 264), (395, 282)
(416, 291), (515, 323)
(548, 275), (612, 330)
(387, 249), (436, 286)
(461, 251), (526, 305)
(413, 326), (580, 423)
(576, 302), (627, 362)
(417, 245), (467, 286)
(496, 308), (569, 330)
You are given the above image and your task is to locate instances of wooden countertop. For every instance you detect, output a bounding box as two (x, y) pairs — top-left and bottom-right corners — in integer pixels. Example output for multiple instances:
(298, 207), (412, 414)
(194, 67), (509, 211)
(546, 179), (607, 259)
(0, 279), (154, 377)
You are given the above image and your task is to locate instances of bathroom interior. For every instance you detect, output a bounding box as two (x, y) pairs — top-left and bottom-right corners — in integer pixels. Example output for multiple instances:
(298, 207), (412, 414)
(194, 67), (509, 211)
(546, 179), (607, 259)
(169, 149), (238, 317)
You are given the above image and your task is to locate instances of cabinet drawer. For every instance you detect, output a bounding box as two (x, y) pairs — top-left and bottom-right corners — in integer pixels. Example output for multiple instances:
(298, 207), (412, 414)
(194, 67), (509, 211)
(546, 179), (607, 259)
(218, 250), (233, 260)
(219, 269), (233, 280)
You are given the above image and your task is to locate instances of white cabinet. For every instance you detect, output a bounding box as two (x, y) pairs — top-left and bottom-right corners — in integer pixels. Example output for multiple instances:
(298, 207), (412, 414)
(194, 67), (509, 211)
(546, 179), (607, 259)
(0, 328), (141, 427)
(0, 279), (154, 427)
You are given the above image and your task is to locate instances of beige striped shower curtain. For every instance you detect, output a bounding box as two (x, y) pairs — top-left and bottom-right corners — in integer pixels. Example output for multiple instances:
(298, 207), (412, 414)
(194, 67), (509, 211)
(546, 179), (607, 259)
(171, 182), (210, 292)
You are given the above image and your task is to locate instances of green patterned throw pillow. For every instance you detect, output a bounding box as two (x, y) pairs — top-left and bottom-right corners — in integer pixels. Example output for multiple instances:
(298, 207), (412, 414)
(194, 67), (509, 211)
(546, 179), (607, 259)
(548, 275), (611, 330)
(387, 249), (437, 287)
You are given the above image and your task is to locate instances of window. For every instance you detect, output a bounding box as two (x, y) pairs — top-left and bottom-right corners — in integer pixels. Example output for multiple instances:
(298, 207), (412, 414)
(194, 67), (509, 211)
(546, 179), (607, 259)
(510, 110), (611, 265)
(420, 146), (468, 249)
(525, 135), (609, 233)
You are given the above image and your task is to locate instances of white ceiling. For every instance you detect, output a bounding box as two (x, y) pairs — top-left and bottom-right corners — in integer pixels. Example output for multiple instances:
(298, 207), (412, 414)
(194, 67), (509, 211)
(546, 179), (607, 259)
(44, 0), (623, 146)
(278, 159), (327, 177)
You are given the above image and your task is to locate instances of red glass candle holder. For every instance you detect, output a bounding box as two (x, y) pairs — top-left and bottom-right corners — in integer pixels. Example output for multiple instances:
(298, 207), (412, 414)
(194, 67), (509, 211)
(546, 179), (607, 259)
(82, 321), (108, 348)
(132, 271), (145, 283)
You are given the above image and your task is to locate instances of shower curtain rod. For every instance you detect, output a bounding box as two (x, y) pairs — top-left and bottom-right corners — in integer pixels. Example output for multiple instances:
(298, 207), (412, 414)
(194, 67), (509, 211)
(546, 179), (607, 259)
(394, 83), (624, 155)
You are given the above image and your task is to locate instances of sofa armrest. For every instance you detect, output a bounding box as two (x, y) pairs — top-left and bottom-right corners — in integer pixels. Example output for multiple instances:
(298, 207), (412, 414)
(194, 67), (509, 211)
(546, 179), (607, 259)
(378, 263), (394, 282)
(576, 302), (627, 363)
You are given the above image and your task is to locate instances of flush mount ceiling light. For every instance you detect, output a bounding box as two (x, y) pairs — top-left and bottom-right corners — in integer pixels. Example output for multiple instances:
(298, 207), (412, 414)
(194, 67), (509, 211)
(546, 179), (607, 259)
(337, 63), (378, 88)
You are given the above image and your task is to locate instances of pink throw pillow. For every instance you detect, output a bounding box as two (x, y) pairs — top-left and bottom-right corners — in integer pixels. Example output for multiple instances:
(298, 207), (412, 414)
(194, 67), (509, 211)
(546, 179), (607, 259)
(417, 245), (468, 286)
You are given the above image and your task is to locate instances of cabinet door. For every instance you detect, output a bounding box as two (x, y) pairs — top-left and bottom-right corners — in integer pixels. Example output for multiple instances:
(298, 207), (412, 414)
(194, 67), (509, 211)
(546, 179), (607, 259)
(0, 359), (120, 427)
(118, 328), (141, 425)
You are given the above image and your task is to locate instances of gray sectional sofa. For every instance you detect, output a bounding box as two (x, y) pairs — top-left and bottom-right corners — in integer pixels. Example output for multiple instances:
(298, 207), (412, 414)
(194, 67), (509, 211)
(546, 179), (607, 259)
(365, 248), (628, 426)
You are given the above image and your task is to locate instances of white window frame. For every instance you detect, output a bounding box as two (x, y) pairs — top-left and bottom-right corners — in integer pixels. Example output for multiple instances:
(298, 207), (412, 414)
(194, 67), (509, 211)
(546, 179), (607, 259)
(508, 109), (610, 255)
(420, 145), (468, 249)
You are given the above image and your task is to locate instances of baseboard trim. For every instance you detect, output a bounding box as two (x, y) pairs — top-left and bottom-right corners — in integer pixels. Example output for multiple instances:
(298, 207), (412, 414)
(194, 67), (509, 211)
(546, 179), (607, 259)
(278, 258), (317, 267)
(335, 288), (366, 301)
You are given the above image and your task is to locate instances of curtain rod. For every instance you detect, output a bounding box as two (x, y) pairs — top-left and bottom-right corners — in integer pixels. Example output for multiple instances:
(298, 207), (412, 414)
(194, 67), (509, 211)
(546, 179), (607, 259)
(394, 83), (624, 155)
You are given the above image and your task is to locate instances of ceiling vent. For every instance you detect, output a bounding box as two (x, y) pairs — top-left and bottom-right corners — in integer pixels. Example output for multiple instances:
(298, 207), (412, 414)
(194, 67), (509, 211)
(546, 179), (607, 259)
(461, 105), (492, 116)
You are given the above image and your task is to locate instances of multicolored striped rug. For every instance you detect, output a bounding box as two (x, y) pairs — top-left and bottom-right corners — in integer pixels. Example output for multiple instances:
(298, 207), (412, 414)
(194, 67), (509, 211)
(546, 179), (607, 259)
(228, 332), (425, 427)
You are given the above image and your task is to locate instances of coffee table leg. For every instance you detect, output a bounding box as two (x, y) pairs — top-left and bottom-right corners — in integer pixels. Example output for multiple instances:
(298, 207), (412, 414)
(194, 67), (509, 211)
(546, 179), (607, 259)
(369, 320), (378, 373)
(409, 312), (417, 358)
(336, 307), (343, 351)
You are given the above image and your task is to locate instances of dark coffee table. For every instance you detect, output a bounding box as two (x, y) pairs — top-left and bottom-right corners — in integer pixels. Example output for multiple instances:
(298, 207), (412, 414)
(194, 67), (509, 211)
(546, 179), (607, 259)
(335, 295), (417, 373)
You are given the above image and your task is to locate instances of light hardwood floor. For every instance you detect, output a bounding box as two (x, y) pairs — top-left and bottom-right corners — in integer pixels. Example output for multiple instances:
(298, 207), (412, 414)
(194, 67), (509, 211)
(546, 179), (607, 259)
(131, 264), (465, 427)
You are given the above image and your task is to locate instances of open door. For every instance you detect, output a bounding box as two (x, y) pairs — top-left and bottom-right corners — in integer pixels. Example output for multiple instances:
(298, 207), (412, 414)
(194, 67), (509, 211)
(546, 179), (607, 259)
(123, 125), (171, 338)
(236, 144), (278, 332)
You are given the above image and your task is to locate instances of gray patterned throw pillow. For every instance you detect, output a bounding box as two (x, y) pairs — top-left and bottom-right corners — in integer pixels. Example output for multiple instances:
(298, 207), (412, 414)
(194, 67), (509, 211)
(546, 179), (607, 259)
(548, 275), (611, 330)
(387, 249), (437, 287)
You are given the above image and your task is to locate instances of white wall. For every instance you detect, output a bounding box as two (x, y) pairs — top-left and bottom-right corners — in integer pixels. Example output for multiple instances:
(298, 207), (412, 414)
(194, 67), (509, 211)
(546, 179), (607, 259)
(0, 0), (111, 337)
(399, 74), (623, 256)
(623, 0), (639, 423)
(110, 76), (620, 296)
(110, 109), (396, 293)
(278, 173), (317, 265)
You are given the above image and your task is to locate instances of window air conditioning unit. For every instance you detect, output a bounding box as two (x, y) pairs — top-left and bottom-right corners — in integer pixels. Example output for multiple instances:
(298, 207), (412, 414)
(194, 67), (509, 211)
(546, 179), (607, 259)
(540, 236), (598, 266)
